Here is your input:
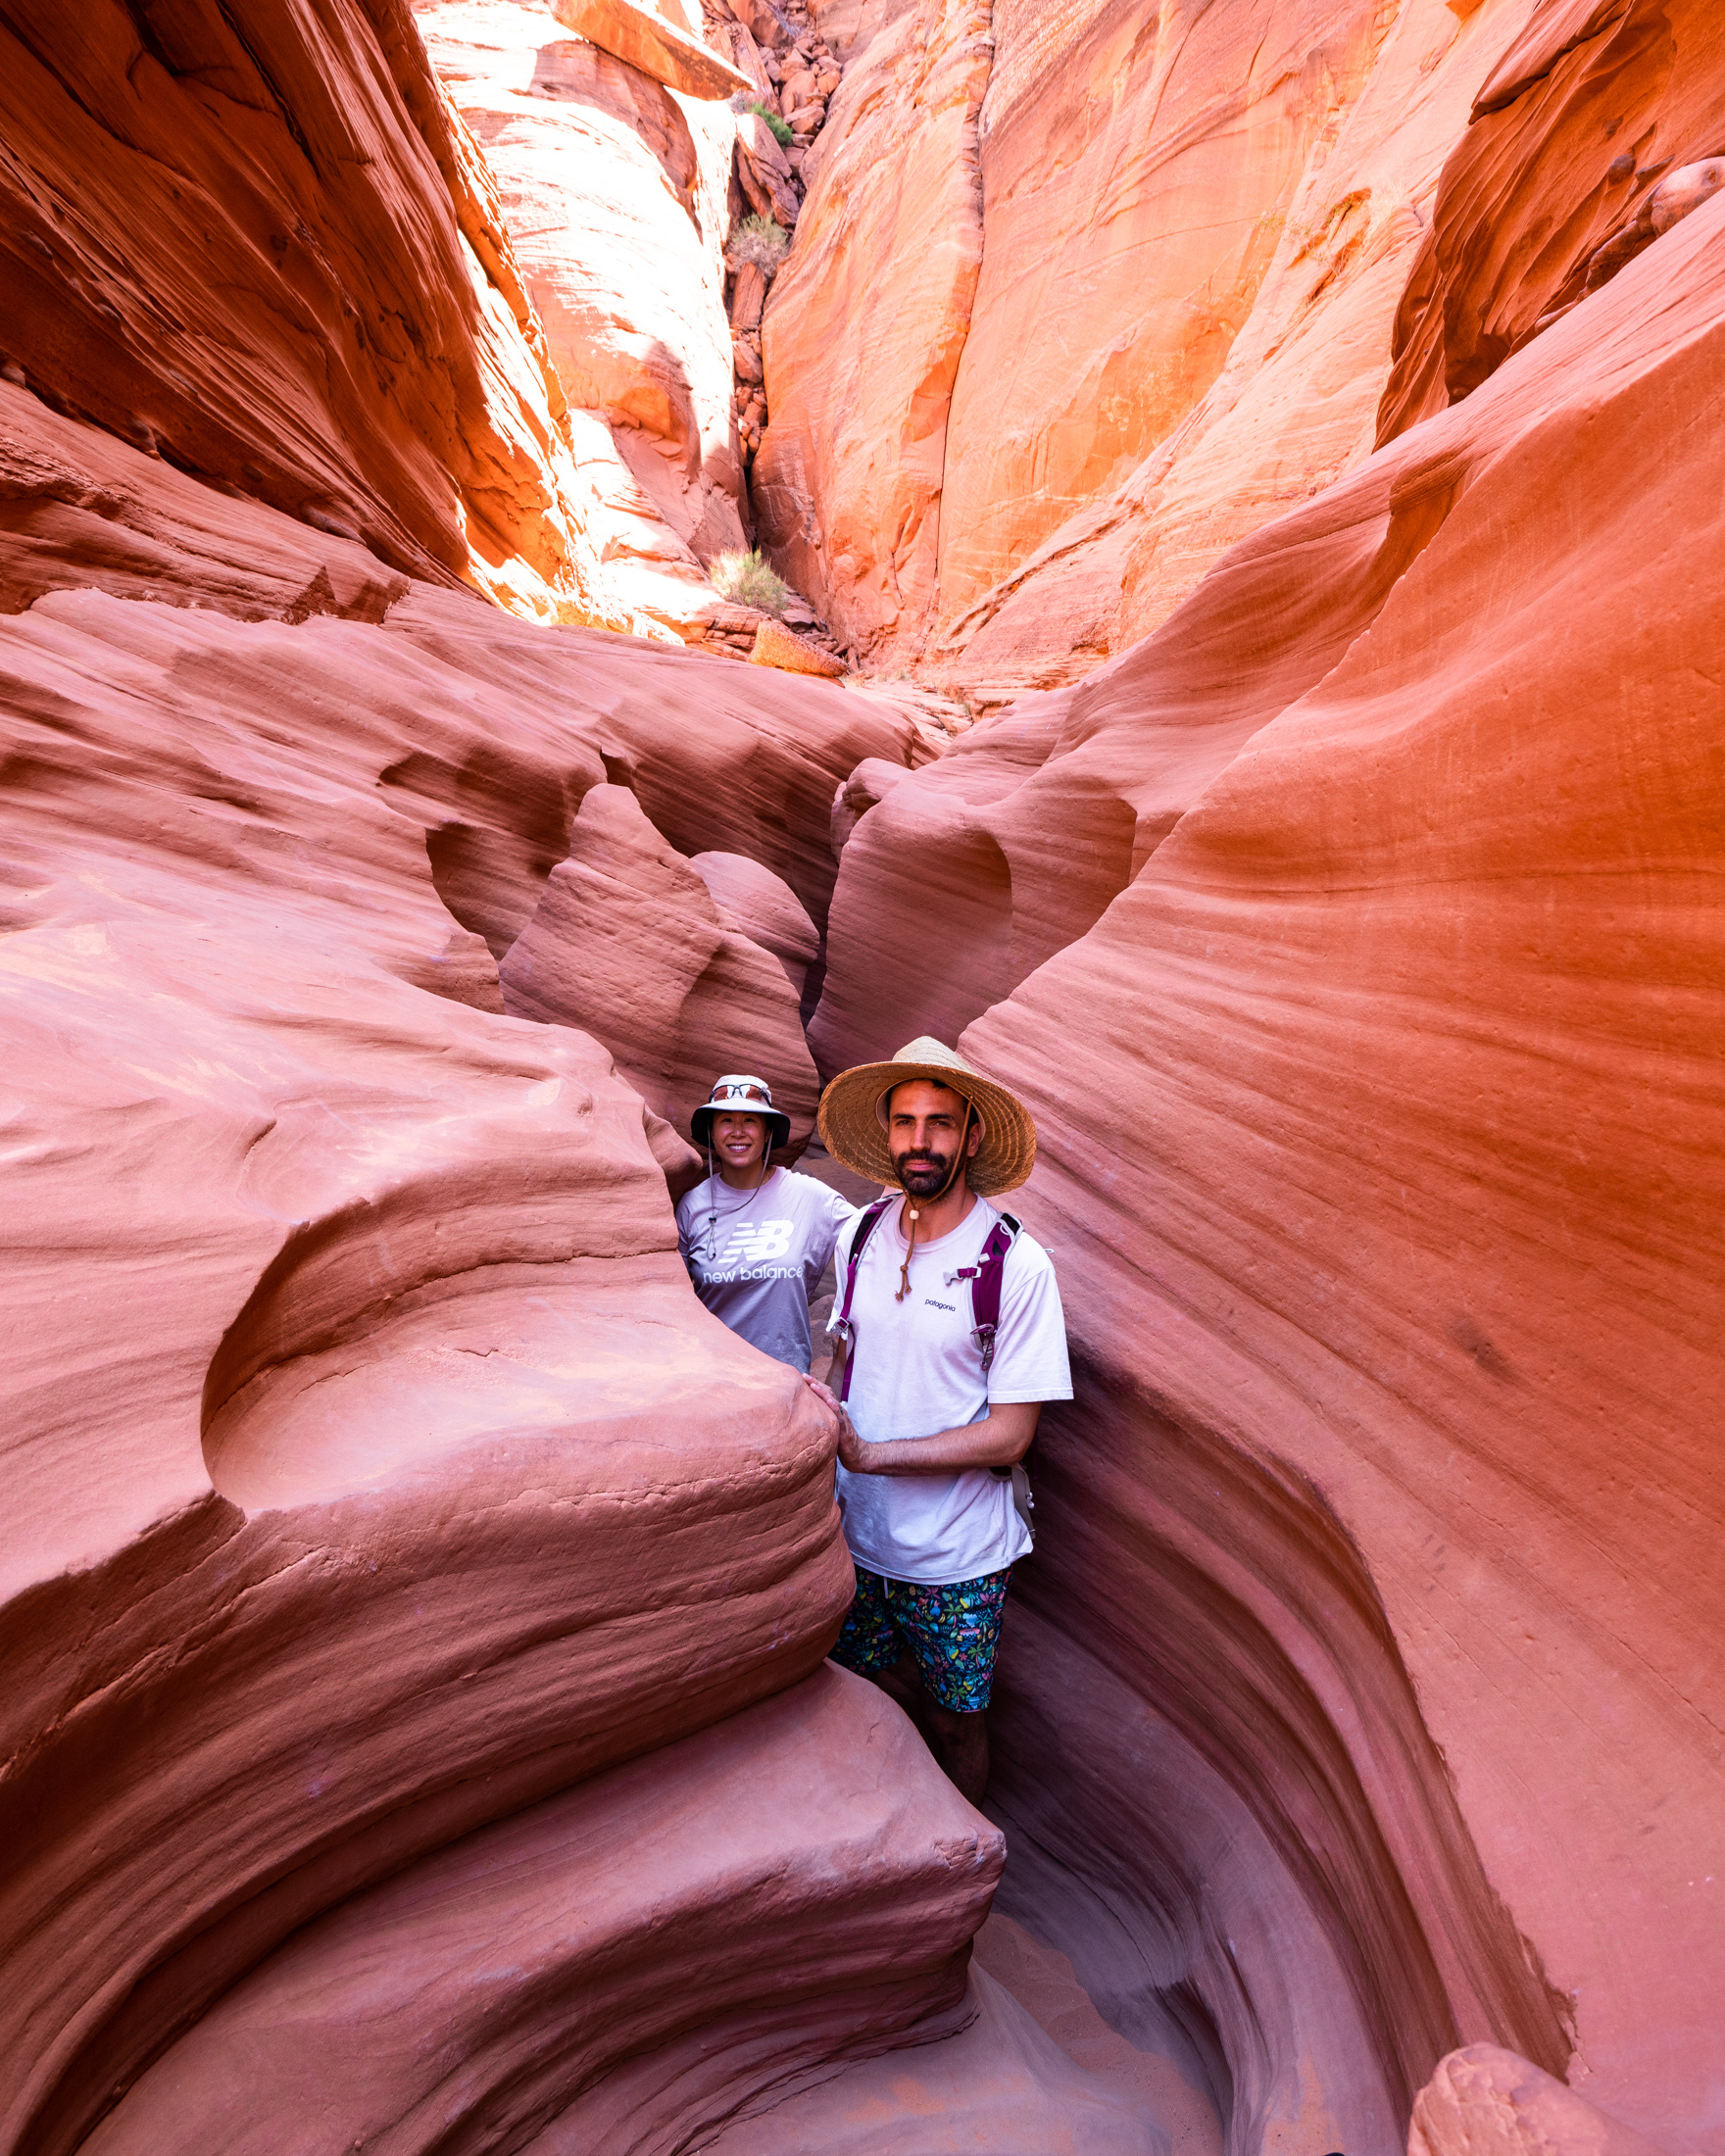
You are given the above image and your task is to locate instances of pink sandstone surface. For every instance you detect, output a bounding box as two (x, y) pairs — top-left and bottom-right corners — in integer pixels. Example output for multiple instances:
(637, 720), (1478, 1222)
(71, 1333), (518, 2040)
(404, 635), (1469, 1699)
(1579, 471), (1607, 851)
(2, 0), (1722, 2151)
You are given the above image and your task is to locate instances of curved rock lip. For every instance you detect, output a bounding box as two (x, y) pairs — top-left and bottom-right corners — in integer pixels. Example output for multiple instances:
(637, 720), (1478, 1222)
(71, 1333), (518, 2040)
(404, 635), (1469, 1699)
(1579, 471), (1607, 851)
(550, 0), (751, 100)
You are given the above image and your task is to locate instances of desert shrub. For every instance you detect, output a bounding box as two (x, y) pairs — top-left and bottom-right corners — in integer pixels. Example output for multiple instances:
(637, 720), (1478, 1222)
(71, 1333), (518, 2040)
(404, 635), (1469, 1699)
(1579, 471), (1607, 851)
(709, 549), (789, 616)
(734, 92), (795, 146)
(729, 212), (791, 275)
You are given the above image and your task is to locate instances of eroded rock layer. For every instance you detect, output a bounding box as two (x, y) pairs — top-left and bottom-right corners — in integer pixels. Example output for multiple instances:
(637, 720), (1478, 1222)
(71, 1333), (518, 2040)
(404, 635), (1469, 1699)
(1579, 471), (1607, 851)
(0, 0), (631, 624)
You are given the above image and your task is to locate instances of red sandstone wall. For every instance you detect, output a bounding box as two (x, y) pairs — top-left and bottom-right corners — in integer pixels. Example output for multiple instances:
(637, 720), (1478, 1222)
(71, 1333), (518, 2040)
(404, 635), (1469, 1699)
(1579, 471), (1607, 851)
(811, 163), (1725, 2156)
(0, 0), (628, 622)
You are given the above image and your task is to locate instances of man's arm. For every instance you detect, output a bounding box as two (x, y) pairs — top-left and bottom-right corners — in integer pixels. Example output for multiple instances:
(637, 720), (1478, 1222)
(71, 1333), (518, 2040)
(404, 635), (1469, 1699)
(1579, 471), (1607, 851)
(802, 1372), (1041, 1475)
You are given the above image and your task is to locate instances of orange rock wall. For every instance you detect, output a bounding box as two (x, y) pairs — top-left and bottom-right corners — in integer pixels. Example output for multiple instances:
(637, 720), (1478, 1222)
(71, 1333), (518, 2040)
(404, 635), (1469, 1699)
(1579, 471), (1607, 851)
(0, 0), (641, 626)
(762, 0), (1560, 696)
(810, 177), (1725, 2156)
(416, 0), (753, 633)
(753, 0), (991, 650)
(1377, 0), (1725, 438)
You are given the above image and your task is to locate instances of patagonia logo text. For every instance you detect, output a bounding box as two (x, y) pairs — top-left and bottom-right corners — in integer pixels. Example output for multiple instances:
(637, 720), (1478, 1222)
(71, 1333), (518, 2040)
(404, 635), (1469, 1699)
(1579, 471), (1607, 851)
(924, 1298), (957, 1312)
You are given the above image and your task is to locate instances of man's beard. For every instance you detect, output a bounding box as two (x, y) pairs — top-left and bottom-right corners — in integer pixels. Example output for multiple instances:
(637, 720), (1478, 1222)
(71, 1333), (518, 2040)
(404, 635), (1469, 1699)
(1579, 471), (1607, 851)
(893, 1147), (956, 1197)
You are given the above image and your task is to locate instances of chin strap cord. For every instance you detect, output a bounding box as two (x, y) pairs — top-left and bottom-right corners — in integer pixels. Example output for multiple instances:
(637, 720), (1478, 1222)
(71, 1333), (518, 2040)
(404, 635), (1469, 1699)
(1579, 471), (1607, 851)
(895, 1104), (971, 1302)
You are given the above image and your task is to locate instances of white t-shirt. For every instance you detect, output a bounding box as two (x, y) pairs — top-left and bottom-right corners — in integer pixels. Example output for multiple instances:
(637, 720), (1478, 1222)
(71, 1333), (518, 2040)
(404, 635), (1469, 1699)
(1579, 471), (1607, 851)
(830, 1195), (1072, 1585)
(676, 1167), (856, 1373)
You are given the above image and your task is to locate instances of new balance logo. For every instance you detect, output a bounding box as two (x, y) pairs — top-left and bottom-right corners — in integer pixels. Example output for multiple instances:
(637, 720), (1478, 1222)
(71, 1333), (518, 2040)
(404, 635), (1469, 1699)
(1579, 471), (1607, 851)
(719, 1219), (794, 1263)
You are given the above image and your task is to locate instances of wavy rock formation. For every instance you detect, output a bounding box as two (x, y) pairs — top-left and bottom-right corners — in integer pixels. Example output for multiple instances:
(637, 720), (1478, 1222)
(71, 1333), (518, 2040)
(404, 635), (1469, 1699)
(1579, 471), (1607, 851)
(0, 353), (961, 2149)
(811, 162), (1725, 2156)
(5, 0), (1723, 2149)
(77, 1670), (1003, 2156)
(500, 780), (821, 1145)
(1377, 0), (1725, 436)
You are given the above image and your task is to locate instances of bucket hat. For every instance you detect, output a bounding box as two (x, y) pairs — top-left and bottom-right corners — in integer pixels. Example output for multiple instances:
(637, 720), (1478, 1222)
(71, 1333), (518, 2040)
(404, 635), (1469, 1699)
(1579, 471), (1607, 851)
(816, 1036), (1036, 1197)
(691, 1073), (792, 1152)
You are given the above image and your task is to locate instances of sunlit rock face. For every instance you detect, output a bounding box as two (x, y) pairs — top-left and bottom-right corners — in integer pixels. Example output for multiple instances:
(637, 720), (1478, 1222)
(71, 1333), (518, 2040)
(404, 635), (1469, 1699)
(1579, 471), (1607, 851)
(811, 175), (1725, 2156)
(764, 0), (1546, 694)
(1376, 0), (1725, 437)
(0, 0), (637, 626)
(414, 0), (753, 635)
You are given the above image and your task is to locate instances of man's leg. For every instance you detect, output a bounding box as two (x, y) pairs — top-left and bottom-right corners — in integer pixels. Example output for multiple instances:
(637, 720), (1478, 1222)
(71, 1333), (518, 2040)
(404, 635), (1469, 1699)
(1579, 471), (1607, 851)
(886, 1567), (1012, 1806)
(920, 1698), (990, 1806)
(828, 1564), (912, 1700)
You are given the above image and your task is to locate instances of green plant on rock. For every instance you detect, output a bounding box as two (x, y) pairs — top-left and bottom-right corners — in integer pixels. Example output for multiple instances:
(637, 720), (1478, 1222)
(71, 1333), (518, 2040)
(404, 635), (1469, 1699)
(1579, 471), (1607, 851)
(729, 212), (791, 275)
(739, 94), (794, 146)
(709, 549), (789, 617)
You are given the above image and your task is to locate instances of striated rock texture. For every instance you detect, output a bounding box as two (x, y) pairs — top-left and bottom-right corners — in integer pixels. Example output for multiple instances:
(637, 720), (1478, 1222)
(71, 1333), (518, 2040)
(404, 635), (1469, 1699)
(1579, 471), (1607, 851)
(1377, 0), (1725, 438)
(0, 374), (947, 2156)
(810, 171), (1725, 2156)
(499, 781), (821, 1146)
(763, 0), (1567, 697)
(688, 849), (824, 1003)
(77, 1670), (1004, 2156)
(0, 0), (637, 626)
(415, 0), (754, 637)
(753, 0), (992, 659)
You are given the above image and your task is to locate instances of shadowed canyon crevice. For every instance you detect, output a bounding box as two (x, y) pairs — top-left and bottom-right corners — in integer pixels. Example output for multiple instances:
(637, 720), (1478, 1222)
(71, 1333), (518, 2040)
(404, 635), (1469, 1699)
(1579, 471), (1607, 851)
(1, 0), (1721, 2152)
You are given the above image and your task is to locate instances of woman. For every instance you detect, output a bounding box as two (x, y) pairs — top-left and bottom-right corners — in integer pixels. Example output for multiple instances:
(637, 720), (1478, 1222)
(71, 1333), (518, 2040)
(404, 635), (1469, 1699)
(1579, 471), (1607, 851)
(677, 1074), (856, 1374)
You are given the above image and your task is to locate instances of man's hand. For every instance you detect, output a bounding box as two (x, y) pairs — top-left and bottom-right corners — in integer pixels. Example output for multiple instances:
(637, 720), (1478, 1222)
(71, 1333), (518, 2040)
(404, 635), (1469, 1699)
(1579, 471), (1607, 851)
(799, 1375), (1042, 1477)
(801, 1372), (870, 1472)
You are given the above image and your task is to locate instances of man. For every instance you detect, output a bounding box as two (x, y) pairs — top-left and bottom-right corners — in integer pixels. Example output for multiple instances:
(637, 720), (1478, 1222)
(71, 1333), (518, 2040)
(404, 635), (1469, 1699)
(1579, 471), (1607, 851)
(804, 1036), (1070, 1803)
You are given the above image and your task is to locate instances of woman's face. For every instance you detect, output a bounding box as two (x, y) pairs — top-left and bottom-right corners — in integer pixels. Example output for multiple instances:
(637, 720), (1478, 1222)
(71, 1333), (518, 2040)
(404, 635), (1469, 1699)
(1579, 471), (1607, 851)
(711, 1109), (767, 1173)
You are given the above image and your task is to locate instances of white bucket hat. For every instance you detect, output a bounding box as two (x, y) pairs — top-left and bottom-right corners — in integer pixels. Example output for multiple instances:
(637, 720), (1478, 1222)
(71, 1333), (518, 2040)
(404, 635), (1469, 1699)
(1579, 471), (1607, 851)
(690, 1073), (792, 1152)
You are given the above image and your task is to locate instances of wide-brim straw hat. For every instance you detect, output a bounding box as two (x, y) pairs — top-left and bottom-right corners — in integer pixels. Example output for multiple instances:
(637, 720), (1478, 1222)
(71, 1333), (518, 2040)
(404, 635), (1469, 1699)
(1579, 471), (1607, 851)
(817, 1036), (1036, 1197)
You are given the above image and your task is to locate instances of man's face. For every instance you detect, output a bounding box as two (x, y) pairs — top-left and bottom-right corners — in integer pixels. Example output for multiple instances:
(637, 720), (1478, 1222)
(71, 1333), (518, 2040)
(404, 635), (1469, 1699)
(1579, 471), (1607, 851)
(887, 1080), (981, 1197)
(712, 1109), (766, 1169)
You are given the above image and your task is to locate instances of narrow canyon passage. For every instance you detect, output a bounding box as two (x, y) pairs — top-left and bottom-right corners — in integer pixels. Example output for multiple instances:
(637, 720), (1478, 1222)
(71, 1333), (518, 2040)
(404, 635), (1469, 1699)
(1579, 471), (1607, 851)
(0, 0), (1720, 2152)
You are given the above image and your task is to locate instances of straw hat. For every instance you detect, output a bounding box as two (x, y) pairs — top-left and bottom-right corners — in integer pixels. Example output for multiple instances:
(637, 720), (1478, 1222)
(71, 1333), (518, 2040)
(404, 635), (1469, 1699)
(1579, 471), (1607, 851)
(817, 1037), (1036, 1197)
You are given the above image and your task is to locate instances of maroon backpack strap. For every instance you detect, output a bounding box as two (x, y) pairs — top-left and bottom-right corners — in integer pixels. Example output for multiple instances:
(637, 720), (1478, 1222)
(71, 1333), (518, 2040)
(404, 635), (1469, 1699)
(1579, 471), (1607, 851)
(832, 1197), (894, 1403)
(967, 1210), (1021, 1374)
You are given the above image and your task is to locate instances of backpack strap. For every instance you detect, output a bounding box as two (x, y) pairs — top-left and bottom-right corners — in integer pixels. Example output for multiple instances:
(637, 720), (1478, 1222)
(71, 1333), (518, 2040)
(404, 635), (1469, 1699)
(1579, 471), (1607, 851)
(947, 1209), (1020, 1374)
(831, 1196), (895, 1403)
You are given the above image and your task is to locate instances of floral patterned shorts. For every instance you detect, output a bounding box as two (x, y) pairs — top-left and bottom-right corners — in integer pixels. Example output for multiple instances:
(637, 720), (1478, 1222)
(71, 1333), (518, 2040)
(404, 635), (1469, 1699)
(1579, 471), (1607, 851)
(830, 1562), (1013, 1712)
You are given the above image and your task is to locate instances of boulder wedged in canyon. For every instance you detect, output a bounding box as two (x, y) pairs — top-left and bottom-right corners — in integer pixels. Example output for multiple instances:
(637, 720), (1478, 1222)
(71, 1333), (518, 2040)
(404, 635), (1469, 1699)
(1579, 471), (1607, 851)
(552, 0), (753, 99)
(0, 374), (934, 2155)
(416, 0), (754, 637)
(0, 0), (631, 625)
(811, 175), (1725, 2154)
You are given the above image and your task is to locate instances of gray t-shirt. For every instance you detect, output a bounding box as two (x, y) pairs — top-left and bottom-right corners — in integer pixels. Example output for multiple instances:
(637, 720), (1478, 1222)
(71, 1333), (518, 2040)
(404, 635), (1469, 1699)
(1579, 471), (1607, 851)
(676, 1167), (857, 1373)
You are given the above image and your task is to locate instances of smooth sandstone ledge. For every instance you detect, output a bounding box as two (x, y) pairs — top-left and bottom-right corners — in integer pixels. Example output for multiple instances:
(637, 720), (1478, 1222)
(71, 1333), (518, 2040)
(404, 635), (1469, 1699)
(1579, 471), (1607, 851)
(77, 1668), (1003, 2156)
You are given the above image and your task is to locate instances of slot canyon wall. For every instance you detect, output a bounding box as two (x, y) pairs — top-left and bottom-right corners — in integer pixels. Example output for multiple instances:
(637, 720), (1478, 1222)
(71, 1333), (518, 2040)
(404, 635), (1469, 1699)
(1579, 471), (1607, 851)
(1, 3), (1721, 2156)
